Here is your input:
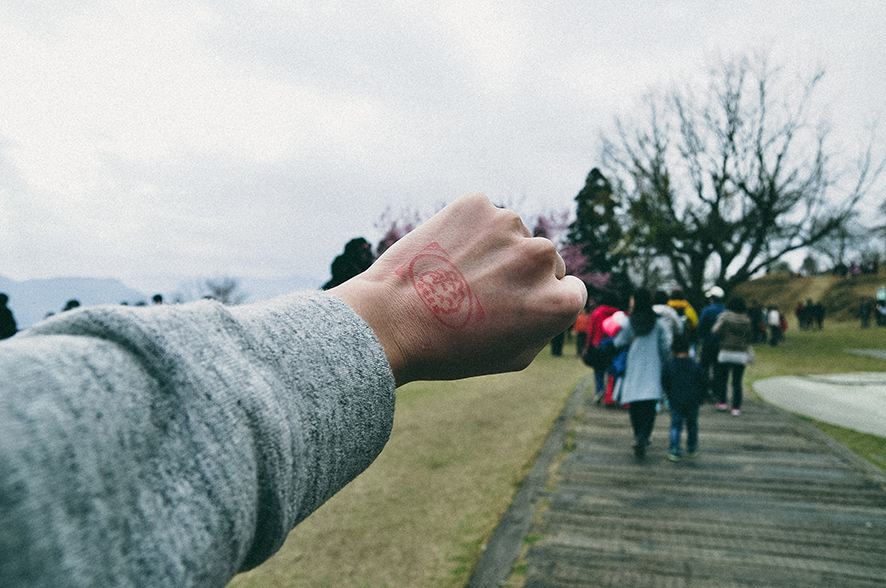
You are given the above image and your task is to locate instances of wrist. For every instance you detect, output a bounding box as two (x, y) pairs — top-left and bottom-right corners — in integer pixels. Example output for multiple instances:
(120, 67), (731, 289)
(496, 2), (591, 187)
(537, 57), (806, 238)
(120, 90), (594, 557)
(328, 276), (414, 387)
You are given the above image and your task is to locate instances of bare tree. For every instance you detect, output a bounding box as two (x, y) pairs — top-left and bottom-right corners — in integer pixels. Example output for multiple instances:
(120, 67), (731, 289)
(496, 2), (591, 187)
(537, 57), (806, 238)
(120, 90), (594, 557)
(800, 255), (819, 276)
(809, 213), (868, 270)
(877, 198), (886, 265)
(170, 276), (249, 305)
(602, 53), (884, 301)
(373, 207), (424, 257)
(203, 277), (248, 305)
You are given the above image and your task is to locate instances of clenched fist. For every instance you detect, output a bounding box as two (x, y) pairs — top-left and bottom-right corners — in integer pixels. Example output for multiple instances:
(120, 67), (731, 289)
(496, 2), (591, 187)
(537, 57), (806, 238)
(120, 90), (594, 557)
(331, 192), (588, 384)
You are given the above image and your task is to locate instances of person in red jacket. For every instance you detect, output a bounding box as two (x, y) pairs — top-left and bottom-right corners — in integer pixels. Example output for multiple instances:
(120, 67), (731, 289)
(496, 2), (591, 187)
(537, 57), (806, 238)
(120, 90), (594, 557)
(585, 291), (622, 402)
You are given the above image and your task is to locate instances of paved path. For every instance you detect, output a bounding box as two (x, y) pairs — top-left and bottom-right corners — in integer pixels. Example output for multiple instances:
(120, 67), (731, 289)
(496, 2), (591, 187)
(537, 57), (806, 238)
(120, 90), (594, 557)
(755, 369), (886, 437)
(467, 375), (886, 588)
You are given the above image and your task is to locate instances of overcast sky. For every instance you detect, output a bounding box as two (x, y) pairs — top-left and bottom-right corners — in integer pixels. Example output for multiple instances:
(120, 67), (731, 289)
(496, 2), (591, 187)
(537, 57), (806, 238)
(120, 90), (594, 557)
(1, 0), (884, 294)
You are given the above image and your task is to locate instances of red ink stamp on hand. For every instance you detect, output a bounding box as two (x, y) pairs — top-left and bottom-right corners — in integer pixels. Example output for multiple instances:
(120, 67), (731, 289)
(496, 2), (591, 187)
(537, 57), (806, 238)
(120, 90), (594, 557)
(396, 243), (484, 330)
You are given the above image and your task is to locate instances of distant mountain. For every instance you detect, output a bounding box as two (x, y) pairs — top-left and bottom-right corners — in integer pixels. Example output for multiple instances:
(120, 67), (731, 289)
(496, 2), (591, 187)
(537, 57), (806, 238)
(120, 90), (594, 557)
(0, 275), (150, 329)
(0, 273), (325, 330)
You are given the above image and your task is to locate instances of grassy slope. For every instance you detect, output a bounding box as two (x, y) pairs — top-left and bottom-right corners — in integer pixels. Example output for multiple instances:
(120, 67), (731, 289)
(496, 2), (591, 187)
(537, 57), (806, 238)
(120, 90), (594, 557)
(733, 270), (885, 326)
(228, 347), (590, 588)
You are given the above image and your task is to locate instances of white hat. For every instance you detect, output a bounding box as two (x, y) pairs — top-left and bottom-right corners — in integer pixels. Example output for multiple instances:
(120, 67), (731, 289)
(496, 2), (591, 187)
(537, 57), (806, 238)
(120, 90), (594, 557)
(706, 286), (725, 299)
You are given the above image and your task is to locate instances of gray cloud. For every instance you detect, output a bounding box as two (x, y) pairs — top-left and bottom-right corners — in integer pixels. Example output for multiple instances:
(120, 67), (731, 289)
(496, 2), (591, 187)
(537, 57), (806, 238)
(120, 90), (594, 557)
(0, 0), (883, 293)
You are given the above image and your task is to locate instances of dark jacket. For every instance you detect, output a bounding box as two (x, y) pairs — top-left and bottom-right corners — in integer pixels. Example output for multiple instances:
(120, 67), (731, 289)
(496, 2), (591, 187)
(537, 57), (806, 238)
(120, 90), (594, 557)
(662, 356), (707, 416)
(697, 302), (725, 341)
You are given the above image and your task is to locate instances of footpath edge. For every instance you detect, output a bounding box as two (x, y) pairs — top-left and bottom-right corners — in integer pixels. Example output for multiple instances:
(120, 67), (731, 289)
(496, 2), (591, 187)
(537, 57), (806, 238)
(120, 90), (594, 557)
(464, 373), (592, 588)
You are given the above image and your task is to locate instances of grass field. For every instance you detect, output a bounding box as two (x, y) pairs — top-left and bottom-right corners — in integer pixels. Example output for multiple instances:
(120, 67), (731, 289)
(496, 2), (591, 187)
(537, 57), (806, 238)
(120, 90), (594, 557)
(228, 343), (590, 588)
(228, 321), (886, 588)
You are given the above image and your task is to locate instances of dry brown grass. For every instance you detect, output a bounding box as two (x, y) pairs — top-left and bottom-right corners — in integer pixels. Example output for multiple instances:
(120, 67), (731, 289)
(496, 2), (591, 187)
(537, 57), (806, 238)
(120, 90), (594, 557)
(733, 270), (885, 325)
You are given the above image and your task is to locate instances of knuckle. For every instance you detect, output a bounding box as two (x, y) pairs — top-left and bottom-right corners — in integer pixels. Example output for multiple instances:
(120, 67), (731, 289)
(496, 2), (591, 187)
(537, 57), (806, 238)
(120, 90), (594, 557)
(501, 209), (529, 233)
(522, 236), (558, 261)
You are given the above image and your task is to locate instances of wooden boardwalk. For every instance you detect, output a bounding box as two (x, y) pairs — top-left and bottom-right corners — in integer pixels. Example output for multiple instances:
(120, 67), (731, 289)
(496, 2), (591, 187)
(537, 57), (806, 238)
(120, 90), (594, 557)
(470, 381), (886, 588)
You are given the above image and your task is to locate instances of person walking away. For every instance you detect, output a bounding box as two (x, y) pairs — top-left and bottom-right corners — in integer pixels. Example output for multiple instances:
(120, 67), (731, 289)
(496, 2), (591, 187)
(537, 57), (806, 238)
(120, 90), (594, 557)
(574, 302), (591, 356)
(696, 286), (725, 402)
(584, 291), (621, 403)
(748, 301), (766, 343)
(667, 289), (698, 354)
(812, 302), (825, 330)
(767, 305), (782, 346)
(712, 297), (754, 415)
(614, 287), (673, 458)
(600, 310), (628, 406)
(0, 293), (17, 340)
(652, 290), (682, 339)
(662, 333), (707, 461)
(860, 298), (873, 329)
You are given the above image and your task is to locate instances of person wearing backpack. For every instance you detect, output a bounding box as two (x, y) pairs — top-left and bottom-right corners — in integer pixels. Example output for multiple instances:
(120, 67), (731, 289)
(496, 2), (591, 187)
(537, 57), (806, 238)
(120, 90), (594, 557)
(583, 291), (622, 403)
(697, 286), (726, 402)
(712, 297), (755, 415)
(614, 288), (673, 458)
(662, 333), (707, 461)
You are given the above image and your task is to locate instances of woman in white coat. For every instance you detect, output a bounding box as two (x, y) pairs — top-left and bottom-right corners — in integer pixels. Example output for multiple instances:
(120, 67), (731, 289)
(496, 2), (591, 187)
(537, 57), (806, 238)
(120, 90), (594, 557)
(614, 287), (673, 458)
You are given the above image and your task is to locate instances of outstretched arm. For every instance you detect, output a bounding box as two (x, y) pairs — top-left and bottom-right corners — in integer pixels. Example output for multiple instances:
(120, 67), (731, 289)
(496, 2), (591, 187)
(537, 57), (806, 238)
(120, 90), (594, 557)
(0, 292), (397, 587)
(0, 191), (585, 587)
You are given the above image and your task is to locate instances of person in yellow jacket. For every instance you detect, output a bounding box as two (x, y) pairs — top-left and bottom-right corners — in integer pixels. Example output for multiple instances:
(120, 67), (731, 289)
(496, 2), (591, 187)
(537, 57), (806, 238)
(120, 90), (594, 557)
(667, 290), (699, 351)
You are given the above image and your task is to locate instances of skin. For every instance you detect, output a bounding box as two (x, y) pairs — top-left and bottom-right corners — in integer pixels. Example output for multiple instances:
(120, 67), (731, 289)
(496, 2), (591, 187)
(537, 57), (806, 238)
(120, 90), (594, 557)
(331, 192), (588, 385)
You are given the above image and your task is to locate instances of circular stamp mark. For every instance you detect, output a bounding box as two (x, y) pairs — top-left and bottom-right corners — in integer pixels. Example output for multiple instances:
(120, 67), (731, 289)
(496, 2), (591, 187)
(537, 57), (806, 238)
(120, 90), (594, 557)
(396, 243), (484, 330)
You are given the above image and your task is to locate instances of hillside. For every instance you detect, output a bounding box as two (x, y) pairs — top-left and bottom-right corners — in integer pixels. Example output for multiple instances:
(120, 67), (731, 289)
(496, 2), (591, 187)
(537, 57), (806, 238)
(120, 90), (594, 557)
(732, 270), (885, 327)
(0, 276), (149, 330)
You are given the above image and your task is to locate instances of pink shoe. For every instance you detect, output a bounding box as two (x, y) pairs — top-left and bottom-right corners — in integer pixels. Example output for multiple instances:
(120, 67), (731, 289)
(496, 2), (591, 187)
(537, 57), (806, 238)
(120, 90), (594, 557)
(731, 409), (741, 416)
(716, 403), (728, 411)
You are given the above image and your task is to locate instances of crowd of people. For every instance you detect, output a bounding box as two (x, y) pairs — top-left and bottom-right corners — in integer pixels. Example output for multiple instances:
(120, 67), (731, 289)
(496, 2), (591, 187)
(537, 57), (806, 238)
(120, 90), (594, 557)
(578, 287), (765, 461)
(795, 299), (825, 330)
(4, 270), (871, 471)
(572, 279), (886, 462)
(0, 293), (168, 339)
(833, 260), (879, 278)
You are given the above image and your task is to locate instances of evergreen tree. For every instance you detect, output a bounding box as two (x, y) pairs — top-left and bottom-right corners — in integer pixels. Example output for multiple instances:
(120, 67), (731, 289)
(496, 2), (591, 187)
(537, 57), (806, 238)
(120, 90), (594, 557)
(566, 168), (623, 274)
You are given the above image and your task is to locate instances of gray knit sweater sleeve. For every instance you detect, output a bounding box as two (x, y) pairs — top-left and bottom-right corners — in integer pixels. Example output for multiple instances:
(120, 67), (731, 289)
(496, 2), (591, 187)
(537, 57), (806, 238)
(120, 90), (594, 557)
(0, 291), (396, 587)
